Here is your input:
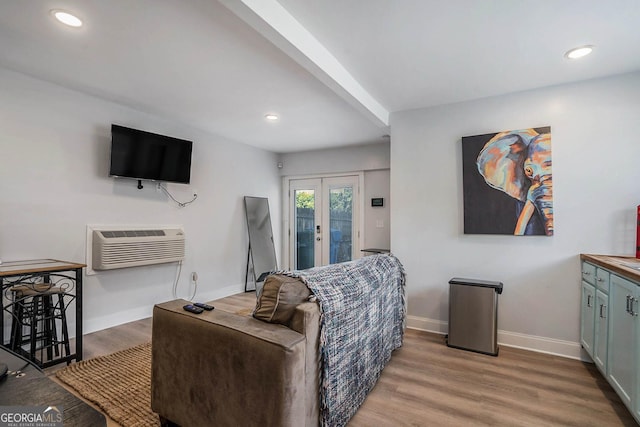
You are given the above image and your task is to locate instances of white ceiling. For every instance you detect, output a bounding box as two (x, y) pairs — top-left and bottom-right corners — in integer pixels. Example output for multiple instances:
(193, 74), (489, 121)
(1, 0), (639, 153)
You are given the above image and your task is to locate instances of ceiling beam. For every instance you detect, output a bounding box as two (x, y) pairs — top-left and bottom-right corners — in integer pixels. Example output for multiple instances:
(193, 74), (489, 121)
(220, 0), (389, 128)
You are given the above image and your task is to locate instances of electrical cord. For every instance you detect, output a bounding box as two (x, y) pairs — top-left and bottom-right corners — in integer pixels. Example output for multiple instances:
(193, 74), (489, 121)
(172, 261), (197, 301)
(190, 276), (198, 301)
(159, 183), (197, 207)
(172, 261), (182, 299)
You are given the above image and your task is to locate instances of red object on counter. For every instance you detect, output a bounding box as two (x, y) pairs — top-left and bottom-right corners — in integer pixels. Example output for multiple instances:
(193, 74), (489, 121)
(637, 205), (640, 259)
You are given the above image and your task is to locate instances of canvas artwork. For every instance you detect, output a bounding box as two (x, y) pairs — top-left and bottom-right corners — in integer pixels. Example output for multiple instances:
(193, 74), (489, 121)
(461, 127), (553, 236)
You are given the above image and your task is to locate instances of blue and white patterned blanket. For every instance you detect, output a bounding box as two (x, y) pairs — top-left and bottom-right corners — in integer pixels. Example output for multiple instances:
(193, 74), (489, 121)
(290, 254), (406, 427)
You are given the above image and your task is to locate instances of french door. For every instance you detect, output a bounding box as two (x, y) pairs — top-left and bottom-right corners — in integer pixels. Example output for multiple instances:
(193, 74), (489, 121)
(288, 176), (360, 270)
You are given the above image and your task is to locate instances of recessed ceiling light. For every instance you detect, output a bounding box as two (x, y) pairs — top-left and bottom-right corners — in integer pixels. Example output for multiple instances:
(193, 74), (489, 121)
(565, 45), (594, 60)
(264, 114), (279, 122)
(51, 10), (83, 28)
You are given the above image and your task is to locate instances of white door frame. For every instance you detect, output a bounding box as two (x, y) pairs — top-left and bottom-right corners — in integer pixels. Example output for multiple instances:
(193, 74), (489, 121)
(282, 172), (365, 270)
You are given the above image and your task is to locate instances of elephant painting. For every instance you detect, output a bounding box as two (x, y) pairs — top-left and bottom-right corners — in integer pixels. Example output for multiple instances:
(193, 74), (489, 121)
(461, 127), (553, 236)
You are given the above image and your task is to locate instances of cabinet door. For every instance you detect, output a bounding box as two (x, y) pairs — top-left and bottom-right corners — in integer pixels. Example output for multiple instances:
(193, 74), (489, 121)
(581, 281), (596, 357)
(608, 274), (637, 410)
(594, 289), (608, 374)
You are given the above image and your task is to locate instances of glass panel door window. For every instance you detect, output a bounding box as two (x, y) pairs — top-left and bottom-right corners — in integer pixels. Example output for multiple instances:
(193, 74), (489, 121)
(290, 179), (322, 270)
(327, 180), (355, 264)
(289, 176), (359, 269)
(294, 188), (316, 270)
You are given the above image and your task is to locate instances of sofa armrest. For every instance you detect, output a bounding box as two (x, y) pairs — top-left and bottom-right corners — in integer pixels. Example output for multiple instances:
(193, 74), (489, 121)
(288, 302), (320, 426)
(151, 299), (307, 427)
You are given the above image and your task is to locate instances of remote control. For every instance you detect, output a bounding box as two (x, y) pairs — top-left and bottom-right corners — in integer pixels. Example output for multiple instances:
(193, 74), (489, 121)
(194, 302), (214, 311)
(183, 304), (204, 314)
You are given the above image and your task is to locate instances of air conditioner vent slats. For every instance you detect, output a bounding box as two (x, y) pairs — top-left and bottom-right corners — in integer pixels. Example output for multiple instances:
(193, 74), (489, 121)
(100, 229), (166, 238)
(92, 228), (184, 270)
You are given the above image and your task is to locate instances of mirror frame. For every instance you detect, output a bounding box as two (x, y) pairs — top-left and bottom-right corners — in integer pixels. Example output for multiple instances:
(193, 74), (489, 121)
(244, 196), (278, 292)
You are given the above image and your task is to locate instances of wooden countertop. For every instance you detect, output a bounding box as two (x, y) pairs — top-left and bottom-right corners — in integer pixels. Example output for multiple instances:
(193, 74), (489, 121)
(0, 259), (86, 276)
(581, 254), (640, 282)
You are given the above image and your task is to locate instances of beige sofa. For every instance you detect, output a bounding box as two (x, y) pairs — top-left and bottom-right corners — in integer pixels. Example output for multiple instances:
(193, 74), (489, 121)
(151, 254), (405, 427)
(151, 277), (320, 427)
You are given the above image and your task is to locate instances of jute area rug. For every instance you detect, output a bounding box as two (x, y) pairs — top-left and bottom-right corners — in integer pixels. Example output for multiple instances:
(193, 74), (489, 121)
(56, 342), (160, 427)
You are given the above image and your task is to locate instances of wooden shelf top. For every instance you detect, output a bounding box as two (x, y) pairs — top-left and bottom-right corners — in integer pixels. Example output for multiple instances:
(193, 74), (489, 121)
(0, 259), (86, 277)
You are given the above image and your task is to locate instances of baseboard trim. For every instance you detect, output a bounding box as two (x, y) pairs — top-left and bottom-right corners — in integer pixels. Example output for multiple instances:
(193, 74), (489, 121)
(85, 297), (583, 360)
(497, 330), (584, 360)
(406, 315), (584, 360)
(406, 315), (448, 335)
(84, 305), (153, 335)
(194, 283), (247, 305)
(83, 283), (245, 335)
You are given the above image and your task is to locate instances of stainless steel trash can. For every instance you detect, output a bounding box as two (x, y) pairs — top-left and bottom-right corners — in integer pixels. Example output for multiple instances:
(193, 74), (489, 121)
(447, 278), (503, 356)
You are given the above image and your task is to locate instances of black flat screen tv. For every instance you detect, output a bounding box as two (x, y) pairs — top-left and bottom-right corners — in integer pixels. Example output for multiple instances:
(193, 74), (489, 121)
(109, 124), (193, 184)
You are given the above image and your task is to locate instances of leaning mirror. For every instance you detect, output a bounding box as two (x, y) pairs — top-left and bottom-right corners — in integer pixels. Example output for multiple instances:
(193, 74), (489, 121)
(244, 196), (278, 293)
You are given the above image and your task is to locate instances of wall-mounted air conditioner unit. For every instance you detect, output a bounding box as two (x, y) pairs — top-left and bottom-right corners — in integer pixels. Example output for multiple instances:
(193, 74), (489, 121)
(90, 227), (185, 271)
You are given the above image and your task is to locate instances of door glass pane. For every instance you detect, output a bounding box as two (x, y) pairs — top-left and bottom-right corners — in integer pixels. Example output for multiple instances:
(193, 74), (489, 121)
(295, 189), (315, 270)
(329, 186), (353, 264)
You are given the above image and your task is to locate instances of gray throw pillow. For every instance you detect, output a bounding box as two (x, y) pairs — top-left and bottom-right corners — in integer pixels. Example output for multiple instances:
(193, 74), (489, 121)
(253, 274), (312, 325)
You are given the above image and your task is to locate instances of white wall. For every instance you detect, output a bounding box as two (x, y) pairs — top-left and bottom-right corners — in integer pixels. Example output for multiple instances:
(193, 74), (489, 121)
(0, 68), (280, 334)
(278, 141), (390, 176)
(391, 72), (640, 358)
(363, 169), (390, 250)
(278, 142), (391, 257)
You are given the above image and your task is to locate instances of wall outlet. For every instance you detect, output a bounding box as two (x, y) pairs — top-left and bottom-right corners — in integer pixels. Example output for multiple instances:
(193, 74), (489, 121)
(191, 272), (198, 282)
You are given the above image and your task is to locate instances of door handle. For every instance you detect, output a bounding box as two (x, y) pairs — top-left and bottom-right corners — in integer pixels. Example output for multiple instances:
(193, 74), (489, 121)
(626, 295), (631, 313)
(599, 304), (606, 319)
(587, 294), (592, 307)
(632, 298), (639, 317)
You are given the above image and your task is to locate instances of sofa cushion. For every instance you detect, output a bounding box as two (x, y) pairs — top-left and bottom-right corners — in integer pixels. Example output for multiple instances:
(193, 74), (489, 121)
(254, 274), (312, 325)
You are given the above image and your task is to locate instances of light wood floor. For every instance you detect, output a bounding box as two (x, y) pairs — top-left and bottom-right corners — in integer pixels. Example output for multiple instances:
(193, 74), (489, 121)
(48, 293), (637, 426)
